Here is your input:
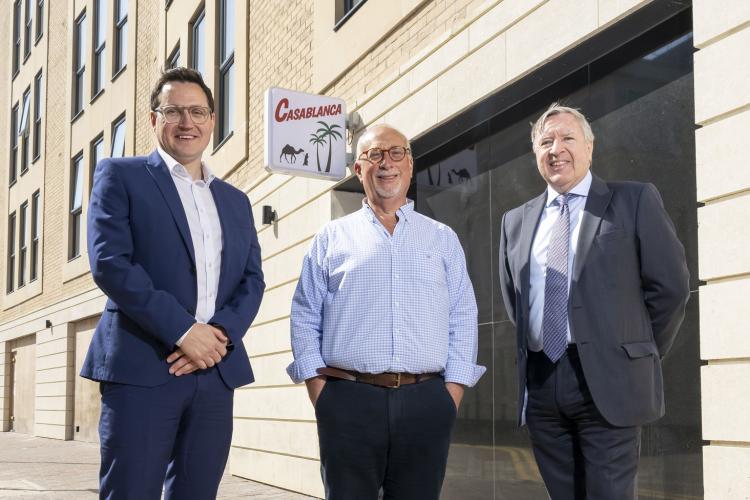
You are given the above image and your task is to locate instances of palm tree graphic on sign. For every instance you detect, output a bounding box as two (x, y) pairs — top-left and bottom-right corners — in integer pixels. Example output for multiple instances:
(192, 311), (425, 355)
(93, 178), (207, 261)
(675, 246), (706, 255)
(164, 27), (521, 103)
(314, 121), (343, 173)
(309, 132), (326, 172)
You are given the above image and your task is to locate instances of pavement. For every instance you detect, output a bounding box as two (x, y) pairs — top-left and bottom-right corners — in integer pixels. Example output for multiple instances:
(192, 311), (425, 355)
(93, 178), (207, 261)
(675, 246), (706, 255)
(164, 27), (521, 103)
(0, 432), (314, 499)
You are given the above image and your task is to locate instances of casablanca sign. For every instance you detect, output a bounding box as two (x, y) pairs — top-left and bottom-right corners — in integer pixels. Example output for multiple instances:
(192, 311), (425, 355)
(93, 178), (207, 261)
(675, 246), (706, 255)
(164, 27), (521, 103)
(264, 87), (347, 180)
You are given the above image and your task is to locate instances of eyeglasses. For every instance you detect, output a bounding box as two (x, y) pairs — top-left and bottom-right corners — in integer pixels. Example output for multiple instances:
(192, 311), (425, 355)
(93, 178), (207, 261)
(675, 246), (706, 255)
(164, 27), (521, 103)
(153, 106), (212, 124)
(358, 146), (411, 163)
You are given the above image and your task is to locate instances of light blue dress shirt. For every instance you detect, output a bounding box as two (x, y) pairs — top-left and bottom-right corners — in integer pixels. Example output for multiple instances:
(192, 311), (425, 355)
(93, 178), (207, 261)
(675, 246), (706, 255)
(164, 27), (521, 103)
(287, 201), (485, 386)
(528, 171), (592, 351)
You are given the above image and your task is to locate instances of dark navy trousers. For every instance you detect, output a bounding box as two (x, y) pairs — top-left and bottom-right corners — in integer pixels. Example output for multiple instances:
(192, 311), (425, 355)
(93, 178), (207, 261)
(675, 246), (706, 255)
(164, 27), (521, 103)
(526, 347), (641, 500)
(98, 367), (233, 500)
(315, 376), (457, 500)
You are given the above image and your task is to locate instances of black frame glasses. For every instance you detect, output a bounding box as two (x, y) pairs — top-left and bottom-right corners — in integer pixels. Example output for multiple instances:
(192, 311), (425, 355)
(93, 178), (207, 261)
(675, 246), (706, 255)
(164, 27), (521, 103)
(359, 146), (411, 163)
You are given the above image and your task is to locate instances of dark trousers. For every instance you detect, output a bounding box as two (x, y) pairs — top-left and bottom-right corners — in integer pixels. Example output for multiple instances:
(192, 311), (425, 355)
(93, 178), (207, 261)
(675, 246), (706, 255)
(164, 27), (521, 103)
(98, 367), (233, 500)
(315, 376), (457, 500)
(526, 347), (640, 500)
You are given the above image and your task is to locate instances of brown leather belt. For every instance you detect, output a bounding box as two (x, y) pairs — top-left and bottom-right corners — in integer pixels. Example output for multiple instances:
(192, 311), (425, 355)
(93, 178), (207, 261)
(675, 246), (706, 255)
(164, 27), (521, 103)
(317, 367), (440, 389)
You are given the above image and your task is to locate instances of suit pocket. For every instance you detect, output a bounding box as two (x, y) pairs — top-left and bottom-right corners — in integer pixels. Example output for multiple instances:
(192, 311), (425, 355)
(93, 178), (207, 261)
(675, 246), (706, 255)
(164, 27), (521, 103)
(596, 229), (627, 243)
(621, 341), (658, 359)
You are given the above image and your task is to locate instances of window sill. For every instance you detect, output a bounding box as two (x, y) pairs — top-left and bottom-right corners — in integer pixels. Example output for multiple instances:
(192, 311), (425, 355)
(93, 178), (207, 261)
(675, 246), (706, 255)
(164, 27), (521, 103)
(35, 33), (43, 46)
(20, 167), (29, 177)
(9, 178), (17, 189)
(334, 0), (368, 32)
(213, 130), (234, 154)
(12, 69), (19, 81)
(32, 154), (40, 164)
(91, 88), (105, 104)
(23, 52), (31, 64)
(71, 109), (84, 124)
(112, 65), (127, 83)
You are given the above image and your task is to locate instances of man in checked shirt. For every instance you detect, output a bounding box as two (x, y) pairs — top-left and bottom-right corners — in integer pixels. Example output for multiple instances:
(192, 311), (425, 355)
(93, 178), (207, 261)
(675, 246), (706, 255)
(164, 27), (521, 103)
(287, 124), (485, 500)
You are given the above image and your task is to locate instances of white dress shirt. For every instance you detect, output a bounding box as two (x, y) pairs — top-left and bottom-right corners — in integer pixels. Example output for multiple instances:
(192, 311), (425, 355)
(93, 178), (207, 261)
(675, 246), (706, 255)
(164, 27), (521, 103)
(527, 171), (592, 351)
(157, 147), (223, 345)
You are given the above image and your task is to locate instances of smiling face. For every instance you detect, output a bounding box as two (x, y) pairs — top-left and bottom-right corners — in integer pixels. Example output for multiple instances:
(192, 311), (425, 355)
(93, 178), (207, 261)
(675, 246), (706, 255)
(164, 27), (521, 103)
(533, 112), (593, 193)
(354, 125), (413, 208)
(150, 81), (215, 170)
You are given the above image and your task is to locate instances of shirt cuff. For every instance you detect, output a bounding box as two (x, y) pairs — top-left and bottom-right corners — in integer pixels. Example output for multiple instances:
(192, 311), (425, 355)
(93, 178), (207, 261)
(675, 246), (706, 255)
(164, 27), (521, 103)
(443, 358), (486, 387)
(174, 328), (191, 347)
(286, 352), (327, 384)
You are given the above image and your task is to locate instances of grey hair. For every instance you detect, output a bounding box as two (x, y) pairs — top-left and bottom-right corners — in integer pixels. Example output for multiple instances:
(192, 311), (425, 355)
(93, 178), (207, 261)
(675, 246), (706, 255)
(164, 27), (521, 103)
(355, 123), (411, 158)
(530, 103), (595, 149)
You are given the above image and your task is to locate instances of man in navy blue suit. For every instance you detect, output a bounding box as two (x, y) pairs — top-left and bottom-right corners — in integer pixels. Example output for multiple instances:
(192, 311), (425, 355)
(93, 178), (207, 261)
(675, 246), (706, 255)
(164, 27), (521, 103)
(81, 67), (264, 499)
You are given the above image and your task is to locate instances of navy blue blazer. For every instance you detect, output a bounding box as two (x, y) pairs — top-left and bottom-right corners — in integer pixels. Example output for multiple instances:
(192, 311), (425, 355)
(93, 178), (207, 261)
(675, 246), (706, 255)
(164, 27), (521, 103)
(80, 150), (265, 389)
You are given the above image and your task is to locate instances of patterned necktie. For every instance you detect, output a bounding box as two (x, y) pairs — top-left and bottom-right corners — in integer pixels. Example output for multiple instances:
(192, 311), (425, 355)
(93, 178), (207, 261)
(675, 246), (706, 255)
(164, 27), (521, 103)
(542, 193), (572, 363)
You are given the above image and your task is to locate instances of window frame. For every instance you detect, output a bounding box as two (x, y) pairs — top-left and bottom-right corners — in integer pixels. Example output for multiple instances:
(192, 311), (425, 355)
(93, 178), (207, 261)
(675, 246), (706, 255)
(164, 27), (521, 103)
(30, 190), (39, 282)
(18, 201), (27, 288)
(23, 0), (33, 60)
(12, 1), (21, 77)
(111, 114), (126, 158)
(9, 104), (19, 186)
(7, 212), (16, 293)
(19, 87), (31, 175)
(35, 0), (43, 42)
(334, 0), (367, 30)
(216, 0), (234, 143)
(190, 8), (206, 77)
(73, 11), (87, 118)
(33, 70), (42, 162)
(69, 152), (84, 260)
(90, 133), (104, 194)
(167, 43), (180, 70)
(113, 0), (128, 77)
(93, 0), (107, 97)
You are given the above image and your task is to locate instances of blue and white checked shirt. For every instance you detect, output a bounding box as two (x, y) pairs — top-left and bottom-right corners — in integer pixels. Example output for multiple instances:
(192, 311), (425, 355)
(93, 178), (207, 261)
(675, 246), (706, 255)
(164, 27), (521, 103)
(287, 201), (485, 386)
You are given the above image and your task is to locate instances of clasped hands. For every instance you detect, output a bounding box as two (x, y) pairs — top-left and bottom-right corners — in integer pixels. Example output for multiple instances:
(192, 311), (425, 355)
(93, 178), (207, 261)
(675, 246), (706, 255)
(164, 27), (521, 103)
(167, 323), (228, 376)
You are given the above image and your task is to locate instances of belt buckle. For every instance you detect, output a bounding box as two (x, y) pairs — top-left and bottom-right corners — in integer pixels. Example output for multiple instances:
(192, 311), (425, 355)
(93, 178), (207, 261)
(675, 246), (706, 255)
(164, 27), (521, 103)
(391, 373), (401, 389)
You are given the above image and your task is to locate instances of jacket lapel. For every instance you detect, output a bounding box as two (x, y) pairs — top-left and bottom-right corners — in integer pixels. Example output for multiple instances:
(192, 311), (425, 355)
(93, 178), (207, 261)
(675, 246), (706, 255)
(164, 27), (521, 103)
(145, 150), (196, 265)
(572, 174), (612, 282)
(210, 180), (231, 299)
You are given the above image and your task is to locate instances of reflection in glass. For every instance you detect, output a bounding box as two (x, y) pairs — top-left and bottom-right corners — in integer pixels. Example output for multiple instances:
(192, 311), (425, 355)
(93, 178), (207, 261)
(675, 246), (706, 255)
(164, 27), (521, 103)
(416, 28), (700, 500)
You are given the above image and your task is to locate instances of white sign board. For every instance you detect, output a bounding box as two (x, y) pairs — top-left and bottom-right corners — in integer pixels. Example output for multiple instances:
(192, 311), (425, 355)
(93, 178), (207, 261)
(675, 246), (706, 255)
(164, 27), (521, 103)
(264, 87), (347, 180)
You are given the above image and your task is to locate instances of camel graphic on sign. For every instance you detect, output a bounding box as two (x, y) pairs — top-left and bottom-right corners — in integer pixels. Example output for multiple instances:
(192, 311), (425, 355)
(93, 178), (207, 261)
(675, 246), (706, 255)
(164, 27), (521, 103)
(280, 144), (304, 163)
(448, 168), (471, 184)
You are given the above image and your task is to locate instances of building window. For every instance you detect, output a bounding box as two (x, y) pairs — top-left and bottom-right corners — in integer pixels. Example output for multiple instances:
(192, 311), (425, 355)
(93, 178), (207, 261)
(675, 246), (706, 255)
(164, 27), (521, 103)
(12, 1), (21, 76)
(7, 212), (16, 293)
(335, 0), (367, 26)
(19, 88), (31, 175)
(35, 0), (43, 41)
(190, 9), (205, 77)
(73, 12), (87, 117)
(69, 153), (84, 259)
(90, 134), (104, 193)
(33, 70), (42, 161)
(167, 43), (180, 70)
(111, 115), (125, 157)
(23, 0), (33, 59)
(93, 0), (107, 96)
(30, 191), (39, 282)
(217, 0), (234, 143)
(9, 104), (19, 185)
(18, 201), (27, 288)
(113, 0), (127, 75)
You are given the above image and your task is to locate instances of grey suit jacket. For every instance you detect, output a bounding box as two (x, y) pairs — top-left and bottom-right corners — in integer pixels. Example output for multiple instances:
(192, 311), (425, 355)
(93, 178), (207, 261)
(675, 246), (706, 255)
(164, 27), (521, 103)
(499, 174), (690, 427)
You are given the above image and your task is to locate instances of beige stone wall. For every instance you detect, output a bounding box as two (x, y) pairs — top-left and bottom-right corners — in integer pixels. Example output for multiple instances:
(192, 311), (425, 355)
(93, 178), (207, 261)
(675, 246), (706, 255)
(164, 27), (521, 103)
(693, 1), (750, 498)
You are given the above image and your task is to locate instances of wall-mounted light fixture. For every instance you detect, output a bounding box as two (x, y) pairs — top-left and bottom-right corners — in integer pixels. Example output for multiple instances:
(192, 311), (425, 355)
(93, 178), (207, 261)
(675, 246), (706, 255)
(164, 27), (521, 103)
(262, 205), (277, 225)
(45, 320), (52, 329)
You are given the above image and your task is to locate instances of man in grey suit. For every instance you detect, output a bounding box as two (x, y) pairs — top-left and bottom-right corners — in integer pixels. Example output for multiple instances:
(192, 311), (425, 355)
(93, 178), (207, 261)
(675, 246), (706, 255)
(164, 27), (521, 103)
(499, 103), (690, 499)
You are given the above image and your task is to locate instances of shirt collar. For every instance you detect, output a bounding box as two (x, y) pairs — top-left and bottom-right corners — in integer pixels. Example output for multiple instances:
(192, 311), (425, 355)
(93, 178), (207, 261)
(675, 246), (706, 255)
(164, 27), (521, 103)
(545, 170), (592, 207)
(157, 146), (216, 186)
(361, 198), (415, 223)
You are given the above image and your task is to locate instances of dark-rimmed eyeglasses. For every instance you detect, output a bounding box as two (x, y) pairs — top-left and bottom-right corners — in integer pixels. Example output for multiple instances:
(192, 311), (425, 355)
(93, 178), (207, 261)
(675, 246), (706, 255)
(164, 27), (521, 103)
(153, 106), (212, 124)
(358, 146), (411, 163)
